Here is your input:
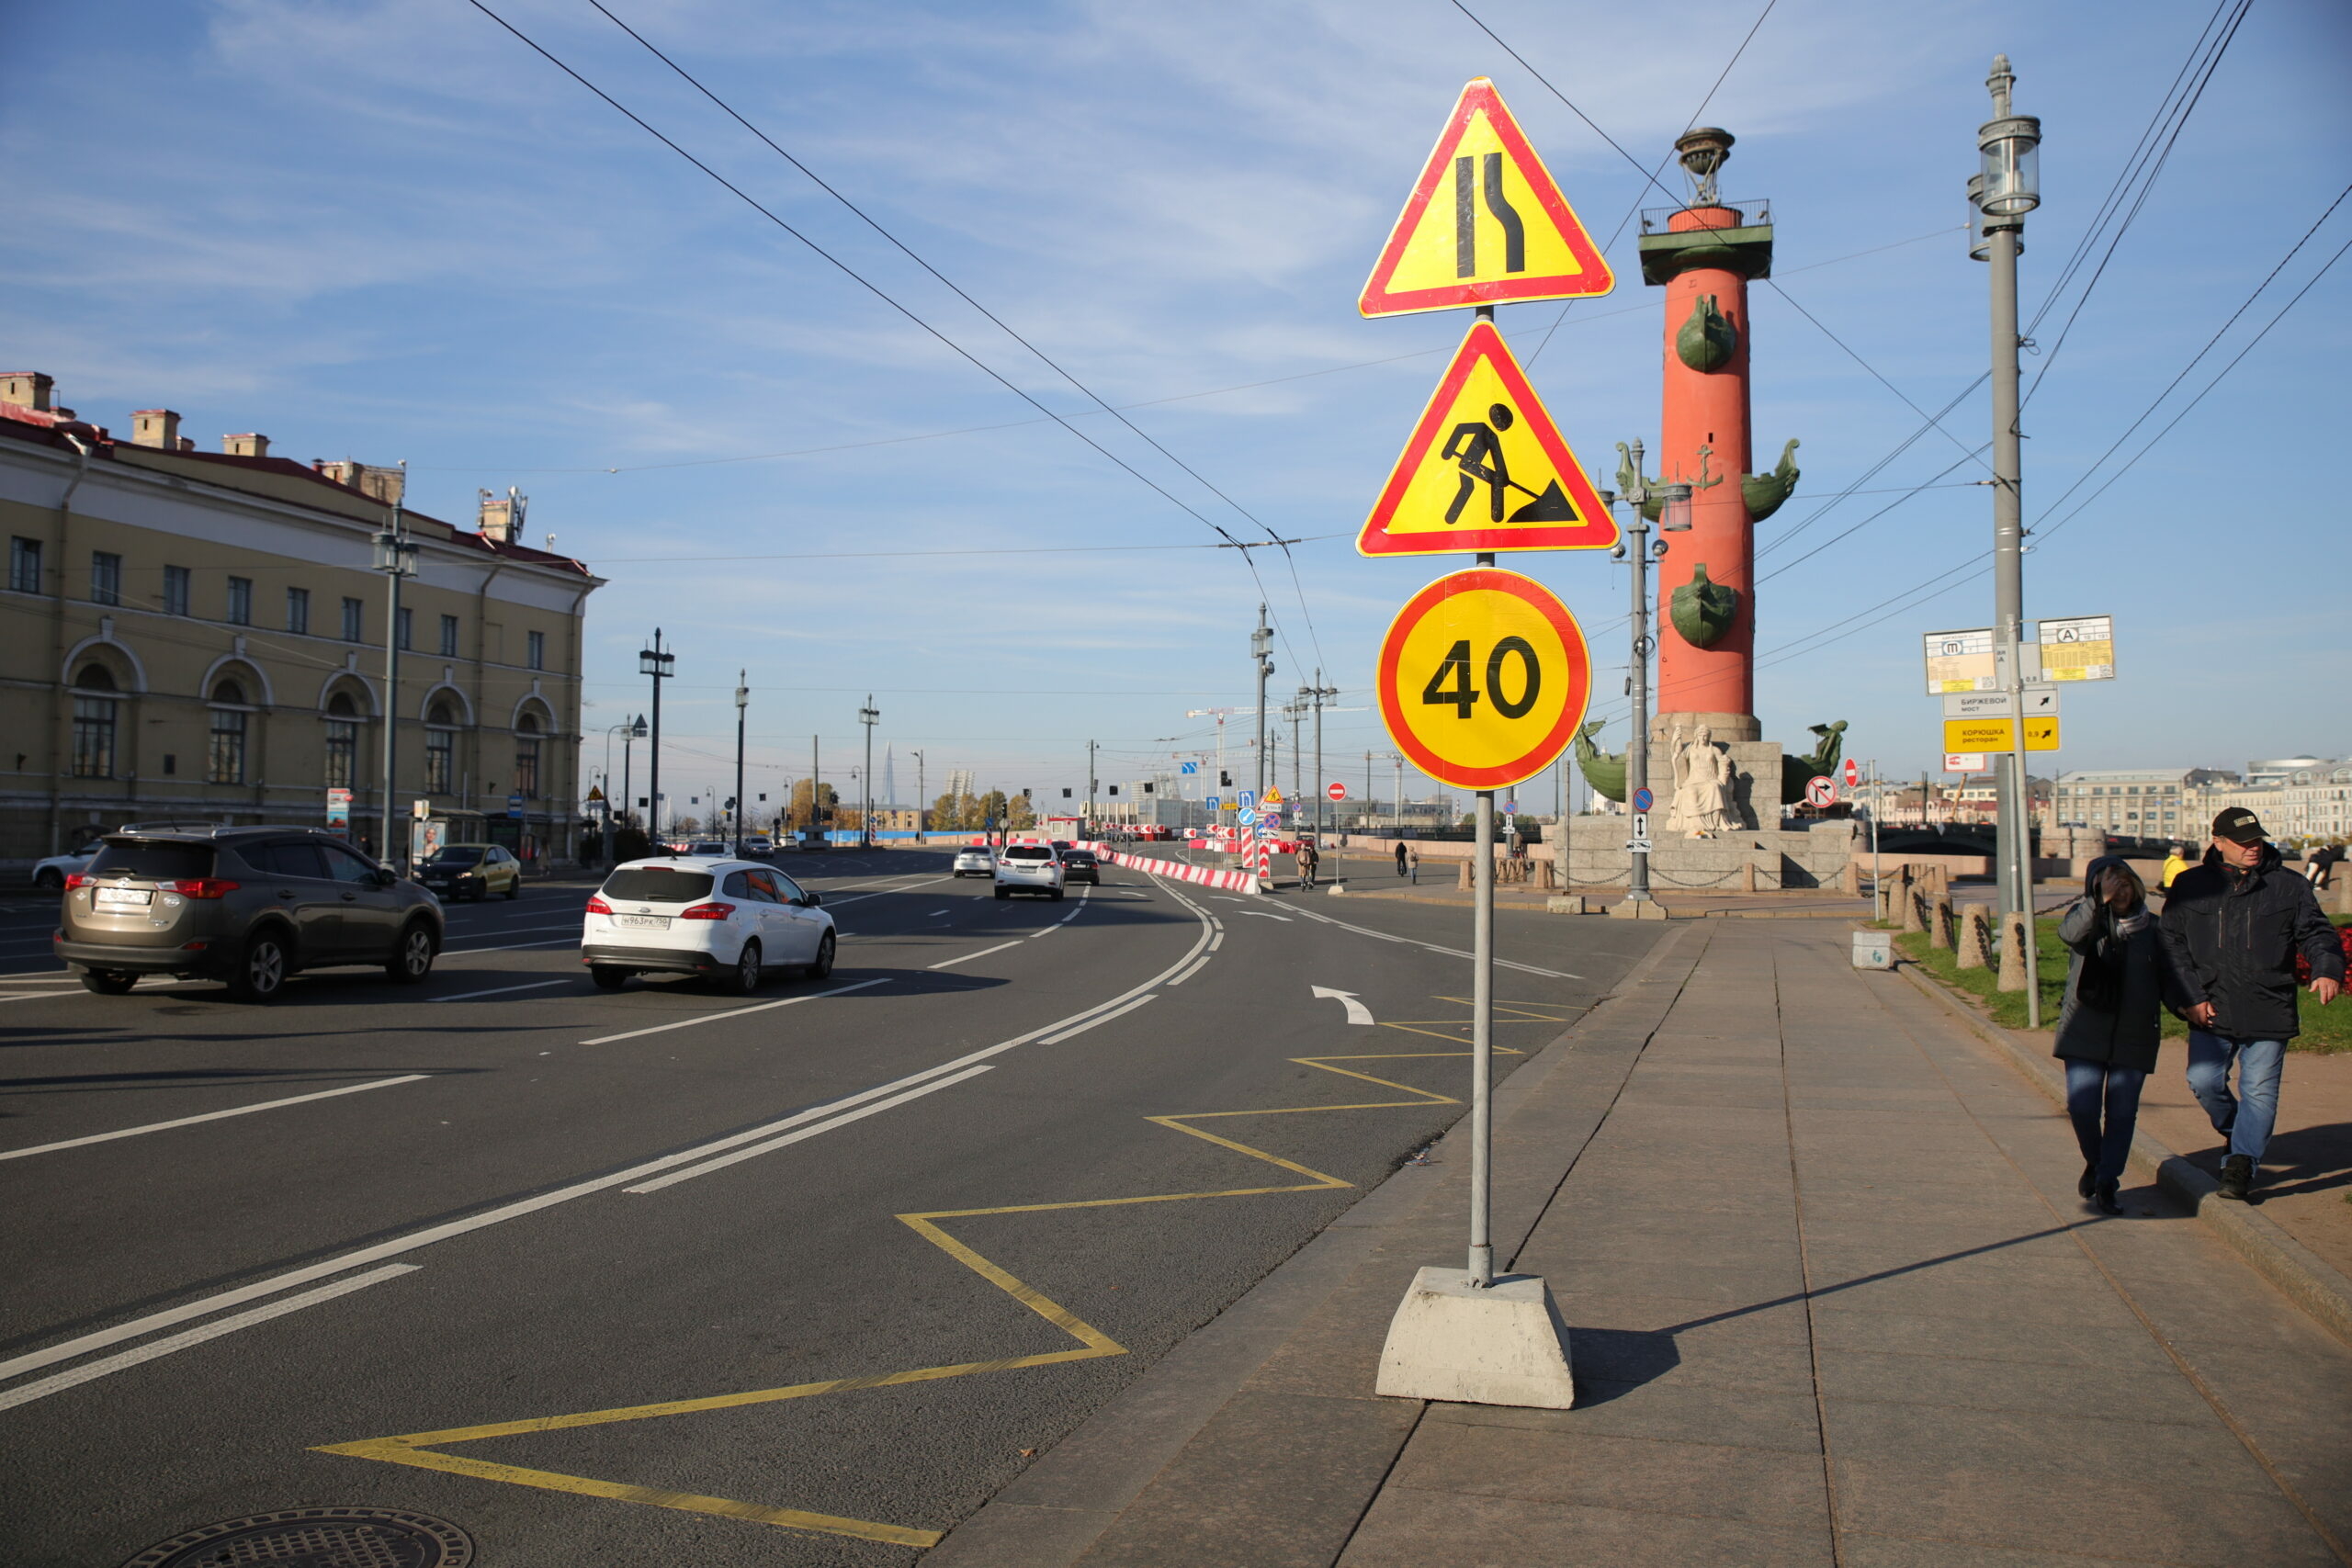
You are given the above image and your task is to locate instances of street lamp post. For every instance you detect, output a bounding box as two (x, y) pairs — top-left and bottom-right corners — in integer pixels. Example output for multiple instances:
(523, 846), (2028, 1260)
(370, 471), (416, 870)
(1250, 605), (1273, 803)
(1308, 671), (1339, 839)
(733, 672), (750, 857)
(618, 715), (646, 849)
(911, 749), (925, 843)
(639, 632), (673, 843)
(1605, 445), (1691, 908)
(859, 696), (879, 848)
(1972, 52), (2043, 1027)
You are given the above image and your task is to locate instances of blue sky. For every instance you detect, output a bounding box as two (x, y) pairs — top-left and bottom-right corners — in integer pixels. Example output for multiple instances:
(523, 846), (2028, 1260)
(6, 0), (2346, 814)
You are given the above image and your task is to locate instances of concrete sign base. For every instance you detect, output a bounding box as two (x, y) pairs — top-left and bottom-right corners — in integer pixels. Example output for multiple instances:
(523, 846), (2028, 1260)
(1374, 1267), (1577, 1409)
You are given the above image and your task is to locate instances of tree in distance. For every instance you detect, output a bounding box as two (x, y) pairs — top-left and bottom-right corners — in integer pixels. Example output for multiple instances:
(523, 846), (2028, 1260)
(786, 778), (842, 829)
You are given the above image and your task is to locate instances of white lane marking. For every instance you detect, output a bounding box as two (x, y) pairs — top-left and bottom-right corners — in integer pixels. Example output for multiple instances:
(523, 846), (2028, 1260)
(1039, 993), (1157, 1044)
(0, 877), (1215, 1395)
(820, 874), (956, 905)
(0, 990), (81, 1005)
(928, 940), (1021, 970)
(928, 910), (950, 917)
(0, 1265), (420, 1414)
(625, 1066), (994, 1194)
(0, 1075), (431, 1163)
(1234, 910), (1293, 922)
(1311, 986), (1375, 1025)
(1028, 924), (1059, 939)
(433, 978), (573, 1003)
(0, 976), (77, 986)
(1291, 906), (1581, 978)
(1208, 931), (1225, 951)
(439, 922), (580, 938)
(1164, 954), (1211, 987)
(443, 937), (578, 956)
(577, 977), (888, 1045)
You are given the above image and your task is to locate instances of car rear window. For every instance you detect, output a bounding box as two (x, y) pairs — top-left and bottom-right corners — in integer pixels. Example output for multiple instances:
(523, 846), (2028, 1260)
(1004, 847), (1052, 862)
(1065, 851), (1095, 864)
(88, 840), (215, 881)
(601, 866), (716, 902)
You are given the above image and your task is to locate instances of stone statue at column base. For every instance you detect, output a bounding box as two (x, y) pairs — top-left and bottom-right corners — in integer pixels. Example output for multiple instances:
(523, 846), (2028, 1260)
(1666, 725), (1737, 838)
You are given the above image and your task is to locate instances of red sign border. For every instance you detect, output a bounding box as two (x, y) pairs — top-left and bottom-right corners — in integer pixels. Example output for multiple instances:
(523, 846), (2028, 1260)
(1359, 78), (1616, 319)
(1376, 568), (1592, 791)
(1359, 320), (1620, 558)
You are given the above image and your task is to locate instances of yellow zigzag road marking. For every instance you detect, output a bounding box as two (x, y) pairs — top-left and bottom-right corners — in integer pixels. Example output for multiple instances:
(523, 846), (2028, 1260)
(318, 1010), (1524, 1548)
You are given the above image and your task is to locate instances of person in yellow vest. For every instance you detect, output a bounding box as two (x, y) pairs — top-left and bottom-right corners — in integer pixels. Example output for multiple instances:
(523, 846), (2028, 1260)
(2160, 844), (2191, 892)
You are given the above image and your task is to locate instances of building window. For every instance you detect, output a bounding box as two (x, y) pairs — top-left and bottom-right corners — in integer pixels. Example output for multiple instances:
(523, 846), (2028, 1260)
(397, 606), (413, 650)
(439, 614), (459, 657)
(209, 681), (249, 784)
(425, 701), (457, 795)
(164, 564), (190, 616)
(226, 576), (253, 626)
(342, 597), (364, 641)
(324, 692), (359, 789)
(286, 586), (310, 635)
(72, 664), (117, 778)
(91, 550), (122, 606)
(526, 629), (546, 671)
(11, 536), (43, 593)
(514, 712), (542, 797)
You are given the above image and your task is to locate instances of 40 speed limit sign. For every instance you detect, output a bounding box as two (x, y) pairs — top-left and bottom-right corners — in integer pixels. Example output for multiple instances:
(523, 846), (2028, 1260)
(1376, 568), (1590, 790)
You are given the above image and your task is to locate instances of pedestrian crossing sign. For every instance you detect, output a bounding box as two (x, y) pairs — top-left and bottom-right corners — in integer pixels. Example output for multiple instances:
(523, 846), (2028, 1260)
(1360, 78), (1614, 318)
(1359, 320), (1618, 558)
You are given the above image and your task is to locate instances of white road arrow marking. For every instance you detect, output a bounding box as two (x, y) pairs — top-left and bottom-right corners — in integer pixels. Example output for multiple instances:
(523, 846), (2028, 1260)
(1312, 986), (1374, 1025)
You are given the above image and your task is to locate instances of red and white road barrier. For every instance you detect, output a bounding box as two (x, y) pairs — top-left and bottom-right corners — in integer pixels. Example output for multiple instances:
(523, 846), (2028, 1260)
(1105, 851), (1259, 895)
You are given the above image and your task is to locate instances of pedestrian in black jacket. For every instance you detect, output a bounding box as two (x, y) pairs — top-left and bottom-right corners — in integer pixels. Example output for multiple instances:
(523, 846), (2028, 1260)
(2158, 808), (2346, 1201)
(2055, 857), (2181, 1214)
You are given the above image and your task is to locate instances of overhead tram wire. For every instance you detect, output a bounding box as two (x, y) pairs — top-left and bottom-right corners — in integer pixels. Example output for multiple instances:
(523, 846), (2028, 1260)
(1752, 375), (1989, 559)
(461, 2), (1260, 562)
(1761, 279), (1991, 473)
(588, 0), (1326, 674)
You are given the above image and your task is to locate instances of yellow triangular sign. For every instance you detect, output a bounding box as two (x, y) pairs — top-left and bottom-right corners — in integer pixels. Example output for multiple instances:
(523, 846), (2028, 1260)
(1360, 79), (1615, 318)
(586, 785), (606, 802)
(1359, 321), (1618, 557)
(1261, 788), (1285, 807)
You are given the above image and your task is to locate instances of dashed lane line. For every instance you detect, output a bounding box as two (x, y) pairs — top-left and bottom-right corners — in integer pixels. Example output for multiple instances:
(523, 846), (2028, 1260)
(623, 1066), (996, 1194)
(577, 978), (888, 1045)
(433, 978), (577, 1003)
(1291, 904), (1581, 979)
(928, 941), (1022, 971)
(0, 1075), (432, 1162)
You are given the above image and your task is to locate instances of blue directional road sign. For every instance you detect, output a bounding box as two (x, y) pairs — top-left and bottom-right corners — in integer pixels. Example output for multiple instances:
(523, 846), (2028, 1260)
(1205, 795), (1221, 811)
(1238, 808), (1259, 826)
(1632, 786), (1655, 813)
(1238, 790), (1257, 809)
(1180, 761), (1198, 775)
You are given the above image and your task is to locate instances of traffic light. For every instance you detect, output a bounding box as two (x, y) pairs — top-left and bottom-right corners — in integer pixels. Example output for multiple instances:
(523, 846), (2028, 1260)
(1143, 782), (1154, 794)
(1108, 785), (1119, 796)
(1062, 787), (1072, 798)
(1220, 771), (1233, 787)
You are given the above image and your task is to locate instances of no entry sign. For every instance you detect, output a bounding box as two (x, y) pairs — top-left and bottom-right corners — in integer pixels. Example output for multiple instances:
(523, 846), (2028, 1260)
(1328, 782), (1348, 801)
(1375, 568), (1590, 791)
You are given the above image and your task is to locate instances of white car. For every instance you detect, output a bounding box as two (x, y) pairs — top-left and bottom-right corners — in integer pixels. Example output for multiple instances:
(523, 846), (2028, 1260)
(582, 855), (836, 993)
(952, 845), (995, 877)
(34, 821), (225, 891)
(994, 844), (1064, 900)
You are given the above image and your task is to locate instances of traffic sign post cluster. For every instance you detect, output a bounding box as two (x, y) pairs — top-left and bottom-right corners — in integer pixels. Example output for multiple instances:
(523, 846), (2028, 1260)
(1359, 79), (1616, 1412)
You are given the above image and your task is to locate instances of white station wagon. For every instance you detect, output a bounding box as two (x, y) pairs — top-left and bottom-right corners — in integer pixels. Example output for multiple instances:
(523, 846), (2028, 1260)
(582, 856), (836, 992)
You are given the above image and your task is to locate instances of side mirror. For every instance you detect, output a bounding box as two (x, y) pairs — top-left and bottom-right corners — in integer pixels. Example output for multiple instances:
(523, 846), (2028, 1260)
(374, 867), (398, 886)
(803, 891), (821, 908)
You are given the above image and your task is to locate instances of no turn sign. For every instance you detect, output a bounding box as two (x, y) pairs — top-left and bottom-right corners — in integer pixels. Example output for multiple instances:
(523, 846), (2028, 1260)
(1804, 775), (1837, 808)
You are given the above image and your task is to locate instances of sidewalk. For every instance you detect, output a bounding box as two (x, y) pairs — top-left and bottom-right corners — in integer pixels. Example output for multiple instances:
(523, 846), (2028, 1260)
(932, 920), (2352, 1567)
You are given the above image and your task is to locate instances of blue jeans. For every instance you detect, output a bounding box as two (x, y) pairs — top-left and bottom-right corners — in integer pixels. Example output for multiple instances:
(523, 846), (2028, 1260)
(2185, 1031), (2287, 1162)
(2064, 1060), (2145, 1184)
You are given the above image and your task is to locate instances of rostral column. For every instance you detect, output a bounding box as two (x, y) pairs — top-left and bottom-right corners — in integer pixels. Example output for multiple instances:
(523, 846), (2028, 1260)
(1627, 129), (1800, 750)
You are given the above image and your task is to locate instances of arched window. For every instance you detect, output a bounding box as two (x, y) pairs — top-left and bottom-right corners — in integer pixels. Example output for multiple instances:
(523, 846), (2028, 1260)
(323, 691), (359, 789)
(209, 679), (249, 784)
(514, 710), (542, 799)
(72, 664), (118, 778)
(425, 699), (458, 795)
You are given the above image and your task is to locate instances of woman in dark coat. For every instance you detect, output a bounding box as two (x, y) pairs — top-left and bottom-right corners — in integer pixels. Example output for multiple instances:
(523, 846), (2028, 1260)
(2054, 856), (2180, 1214)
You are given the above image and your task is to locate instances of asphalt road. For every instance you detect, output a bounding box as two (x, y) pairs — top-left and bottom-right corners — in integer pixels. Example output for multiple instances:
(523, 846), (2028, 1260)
(0, 846), (1665, 1565)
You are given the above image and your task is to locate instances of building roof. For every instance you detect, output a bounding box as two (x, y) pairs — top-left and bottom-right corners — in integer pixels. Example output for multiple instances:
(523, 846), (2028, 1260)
(1, 398), (594, 579)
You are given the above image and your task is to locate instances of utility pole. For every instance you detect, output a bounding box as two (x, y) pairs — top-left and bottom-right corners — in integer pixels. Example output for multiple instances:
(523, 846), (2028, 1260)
(1972, 52), (2044, 1026)
(732, 672), (749, 856)
(911, 749), (926, 843)
(1308, 671), (1338, 838)
(859, 695), (879, 848)
(1087, 739), (1097, 834)
(1250, 604), (1274, 802)
(369, 465), (415, 869)
(1608, 443), (1691, 908)
(639, 630), (673, 846)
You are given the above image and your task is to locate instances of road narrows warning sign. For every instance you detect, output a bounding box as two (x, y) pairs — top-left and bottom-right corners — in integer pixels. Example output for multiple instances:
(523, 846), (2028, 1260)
(1360, 320), (1618, 558)
(1360, 79), (1614, 318)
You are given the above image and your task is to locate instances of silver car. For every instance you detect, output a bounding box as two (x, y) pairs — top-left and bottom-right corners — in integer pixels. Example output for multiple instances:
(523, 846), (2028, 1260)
(952, 845), (995, 877)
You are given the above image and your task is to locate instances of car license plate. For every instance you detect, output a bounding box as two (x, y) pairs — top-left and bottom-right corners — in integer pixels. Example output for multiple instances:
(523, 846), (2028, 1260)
(96, 887), (153, 908)
(616, 914), (668, 929)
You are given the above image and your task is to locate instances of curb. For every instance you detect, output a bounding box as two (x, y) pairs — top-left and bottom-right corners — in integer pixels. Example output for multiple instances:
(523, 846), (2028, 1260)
(925, 921), (1707, 1568)
(1894, 960), (2352, 1349)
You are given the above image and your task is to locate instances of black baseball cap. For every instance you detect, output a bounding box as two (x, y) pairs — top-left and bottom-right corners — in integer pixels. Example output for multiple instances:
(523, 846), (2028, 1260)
(2211, 807), (2267, 844)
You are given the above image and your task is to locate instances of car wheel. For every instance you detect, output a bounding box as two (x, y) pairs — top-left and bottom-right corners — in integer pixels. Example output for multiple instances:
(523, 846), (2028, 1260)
(35, 868), (63, 893)
(80, 970), (136, 995)
(229, 930), (289, 1003)
(386, 921), (436, 985)
(994, 887), (1009, 900)
(591, 964), (630, 990)
(1050, 888), (1065, 901)
(506, 877), (521, 900)
(808, 931), (836, 980)
(724, 940), (763, 995)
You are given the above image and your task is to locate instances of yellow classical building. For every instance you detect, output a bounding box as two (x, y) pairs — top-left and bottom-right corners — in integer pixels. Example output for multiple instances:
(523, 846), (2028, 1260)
(2, 371), (604, 867)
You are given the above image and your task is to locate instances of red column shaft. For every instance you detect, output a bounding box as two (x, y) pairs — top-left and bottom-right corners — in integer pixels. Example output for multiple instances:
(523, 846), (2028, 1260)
(1656, 206), (1754, 722)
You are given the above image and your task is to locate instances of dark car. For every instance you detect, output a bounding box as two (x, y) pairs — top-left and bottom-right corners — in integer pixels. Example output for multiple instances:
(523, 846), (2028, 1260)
(1061, 848), (1101, 886)
(55, 829), (444, 1001)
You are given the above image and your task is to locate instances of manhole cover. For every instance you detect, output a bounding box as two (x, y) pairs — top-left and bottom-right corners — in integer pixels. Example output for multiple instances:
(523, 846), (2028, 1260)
(120, 1508), (473, 1568)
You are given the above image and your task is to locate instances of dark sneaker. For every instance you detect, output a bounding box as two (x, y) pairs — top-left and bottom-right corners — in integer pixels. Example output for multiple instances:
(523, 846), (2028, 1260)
(2093, 1179), (2123, 1216)
(2078, 1160), (2098, 1200)
(2216, 1154), (2254, 1201)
